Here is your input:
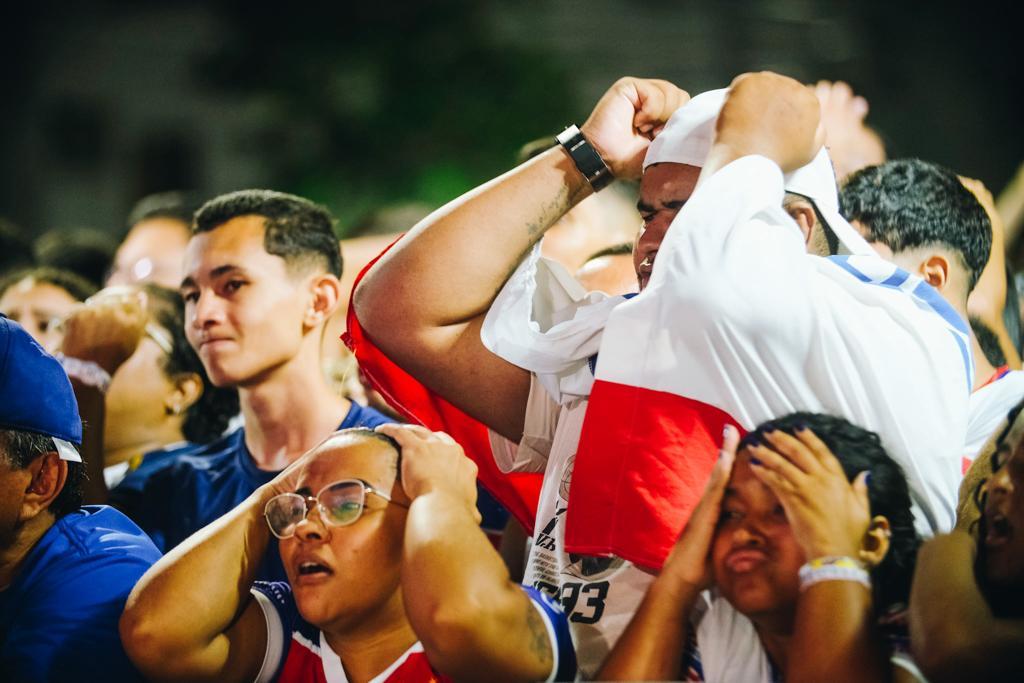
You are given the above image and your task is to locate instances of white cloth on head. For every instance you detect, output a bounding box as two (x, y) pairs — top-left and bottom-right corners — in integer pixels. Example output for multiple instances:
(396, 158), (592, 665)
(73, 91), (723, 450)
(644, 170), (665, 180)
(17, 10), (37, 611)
(483, 155), (971, 537)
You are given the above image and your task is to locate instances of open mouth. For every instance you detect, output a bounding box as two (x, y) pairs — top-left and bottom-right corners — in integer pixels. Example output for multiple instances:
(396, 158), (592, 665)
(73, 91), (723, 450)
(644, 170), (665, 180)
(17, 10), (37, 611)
(986, 514), (1013, 548)
(297, 561), (333, 576)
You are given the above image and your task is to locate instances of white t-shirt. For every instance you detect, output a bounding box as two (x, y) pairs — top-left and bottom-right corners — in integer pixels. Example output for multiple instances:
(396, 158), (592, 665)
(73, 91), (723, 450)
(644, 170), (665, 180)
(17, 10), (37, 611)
(490, 377), (653, 678)
(965, 369), (1024, 466)
(484, 156), (971, 539)
(685, 592), (925, 682)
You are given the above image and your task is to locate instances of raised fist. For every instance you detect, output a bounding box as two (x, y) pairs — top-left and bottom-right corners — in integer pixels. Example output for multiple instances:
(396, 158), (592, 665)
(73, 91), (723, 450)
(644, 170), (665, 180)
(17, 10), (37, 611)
(715, 71), (823, 173)
(581, 77), (690, 180)
(59, 286), (148, 375)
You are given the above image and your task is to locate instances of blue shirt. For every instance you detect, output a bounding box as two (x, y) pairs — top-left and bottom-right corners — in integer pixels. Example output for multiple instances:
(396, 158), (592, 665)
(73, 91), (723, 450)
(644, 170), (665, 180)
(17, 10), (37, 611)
(0, 506), (160, 683)
(110, 401), (392, 581)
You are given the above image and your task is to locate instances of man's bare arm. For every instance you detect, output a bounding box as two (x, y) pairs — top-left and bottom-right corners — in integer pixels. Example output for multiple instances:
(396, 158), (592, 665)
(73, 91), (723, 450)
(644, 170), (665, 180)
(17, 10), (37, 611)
(355, 79), (688, 441)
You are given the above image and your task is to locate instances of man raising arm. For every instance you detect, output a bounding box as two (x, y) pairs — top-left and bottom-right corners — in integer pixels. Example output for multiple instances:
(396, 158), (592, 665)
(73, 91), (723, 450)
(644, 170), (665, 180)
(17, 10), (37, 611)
(353, 79), (688, 441)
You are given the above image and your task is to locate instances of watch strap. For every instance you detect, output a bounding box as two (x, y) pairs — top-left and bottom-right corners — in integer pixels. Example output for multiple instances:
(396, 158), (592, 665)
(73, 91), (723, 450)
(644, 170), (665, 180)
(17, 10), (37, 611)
(556, 125), (613, 192)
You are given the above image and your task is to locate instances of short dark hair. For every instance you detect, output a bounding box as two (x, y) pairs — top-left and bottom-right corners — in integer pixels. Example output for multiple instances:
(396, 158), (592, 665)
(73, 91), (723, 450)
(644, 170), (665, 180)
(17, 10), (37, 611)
(741, 412), (920, 613)
(194, 190), (342, 277)
(0, 429), (82, 518)
(839, 159), (991, 291)
(0, 266), (98, 303)
(126, 191), (200, 232)
(142, 284), (239, 443)
(33, 228), (117, 290)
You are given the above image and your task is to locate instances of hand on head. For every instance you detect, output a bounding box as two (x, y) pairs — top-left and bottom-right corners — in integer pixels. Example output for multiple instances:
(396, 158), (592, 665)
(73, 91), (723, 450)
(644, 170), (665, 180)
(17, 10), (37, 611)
(744, 426), (874, 562)
(712, 71), (824, 174)
(375, 424), (480, 521)
(581, 78), (691, 180)
(661, 423), (740, 591)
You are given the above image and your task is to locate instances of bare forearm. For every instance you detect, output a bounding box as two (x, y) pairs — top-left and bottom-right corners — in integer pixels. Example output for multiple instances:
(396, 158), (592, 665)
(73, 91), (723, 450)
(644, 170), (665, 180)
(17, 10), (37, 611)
(120, 486), (274, 670)
(403, 491), (552, 681)
(788, 583), (887, 683)
(355, 146), (589, 333)
(597, 574), (698, 680)
(909, 532), (1024, 680)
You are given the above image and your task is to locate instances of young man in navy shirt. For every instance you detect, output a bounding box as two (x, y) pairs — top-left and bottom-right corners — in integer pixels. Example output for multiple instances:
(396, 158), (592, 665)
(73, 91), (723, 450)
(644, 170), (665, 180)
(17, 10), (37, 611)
(111, 190), (391, 579)
(0, 315), (161, 682)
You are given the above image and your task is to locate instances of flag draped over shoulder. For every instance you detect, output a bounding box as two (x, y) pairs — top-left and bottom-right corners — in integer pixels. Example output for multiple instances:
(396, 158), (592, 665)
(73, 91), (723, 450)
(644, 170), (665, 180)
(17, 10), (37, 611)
(561, 157), (971, 570)
(343, 242), (543, 533)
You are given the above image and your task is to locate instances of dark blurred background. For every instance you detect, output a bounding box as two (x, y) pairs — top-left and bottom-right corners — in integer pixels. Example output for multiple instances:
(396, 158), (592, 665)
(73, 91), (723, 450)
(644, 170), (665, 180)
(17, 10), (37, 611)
(1, 0), (1021, 238)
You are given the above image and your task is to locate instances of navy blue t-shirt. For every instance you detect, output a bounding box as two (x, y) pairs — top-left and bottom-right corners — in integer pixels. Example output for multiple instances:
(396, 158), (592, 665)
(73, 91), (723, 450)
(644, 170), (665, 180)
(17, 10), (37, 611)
(0, 506), (161, 682)
(110, 401), (392, 581)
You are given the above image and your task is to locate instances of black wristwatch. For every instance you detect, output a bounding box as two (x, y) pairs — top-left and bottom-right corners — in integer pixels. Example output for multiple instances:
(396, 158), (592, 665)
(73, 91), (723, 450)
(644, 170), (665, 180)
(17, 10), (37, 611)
(556, 125), (614, 192)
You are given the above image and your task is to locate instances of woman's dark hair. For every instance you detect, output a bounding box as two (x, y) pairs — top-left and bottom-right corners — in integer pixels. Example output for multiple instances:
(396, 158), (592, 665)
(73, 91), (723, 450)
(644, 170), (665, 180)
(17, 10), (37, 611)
(740, 412), (920, 613)
(141, 284), (239, 443)
(0, 266), (97, 302)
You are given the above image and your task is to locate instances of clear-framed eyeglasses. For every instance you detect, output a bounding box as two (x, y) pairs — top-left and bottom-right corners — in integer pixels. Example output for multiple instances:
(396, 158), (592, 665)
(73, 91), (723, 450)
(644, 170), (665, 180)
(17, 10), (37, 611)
(263, 478), (407, 539)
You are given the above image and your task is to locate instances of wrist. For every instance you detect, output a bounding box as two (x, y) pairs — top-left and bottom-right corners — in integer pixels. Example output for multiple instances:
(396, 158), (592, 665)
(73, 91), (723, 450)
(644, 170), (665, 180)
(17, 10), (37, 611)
(798, 556), (871, 592)
(557, 125), (614, 193)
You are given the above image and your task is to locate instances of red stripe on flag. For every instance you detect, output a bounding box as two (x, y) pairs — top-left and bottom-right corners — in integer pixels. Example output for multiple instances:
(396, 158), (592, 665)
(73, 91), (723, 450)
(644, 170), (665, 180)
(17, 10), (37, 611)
(566, 379), (741, 571)
(343, 240), (542, 533)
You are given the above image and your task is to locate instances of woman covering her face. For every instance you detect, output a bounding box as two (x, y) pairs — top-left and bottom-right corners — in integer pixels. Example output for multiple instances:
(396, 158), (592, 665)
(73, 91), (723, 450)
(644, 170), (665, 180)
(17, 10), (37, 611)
(599, 412), (923, 683)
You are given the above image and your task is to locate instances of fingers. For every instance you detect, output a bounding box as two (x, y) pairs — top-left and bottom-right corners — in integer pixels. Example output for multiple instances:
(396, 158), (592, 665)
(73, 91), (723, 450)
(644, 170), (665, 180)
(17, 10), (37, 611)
(791, 426), (847, 476)
(852, 470), (871, 511)
(633, 79), (690, 133)
(759, 429), (819, 475)
(745, 444), (802, 495)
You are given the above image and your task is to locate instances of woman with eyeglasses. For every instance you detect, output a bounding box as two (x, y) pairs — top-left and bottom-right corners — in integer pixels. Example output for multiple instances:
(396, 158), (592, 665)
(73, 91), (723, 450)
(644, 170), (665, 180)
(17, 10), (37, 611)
(598, 412), (923, 683)
(120, 426), (576, 683)
(0, 266), (96, 353)
(58, 283), (238, 495)
(910, 396), (1024, 682)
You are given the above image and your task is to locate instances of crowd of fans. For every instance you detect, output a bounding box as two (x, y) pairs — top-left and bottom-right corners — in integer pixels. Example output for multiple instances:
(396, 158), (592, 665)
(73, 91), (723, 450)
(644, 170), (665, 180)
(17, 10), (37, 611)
(1, 70), (1023, 683)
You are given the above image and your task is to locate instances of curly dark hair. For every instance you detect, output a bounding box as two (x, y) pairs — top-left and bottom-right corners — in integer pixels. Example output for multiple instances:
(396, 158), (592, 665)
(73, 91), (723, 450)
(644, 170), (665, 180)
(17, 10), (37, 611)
(840, 159), (991, 292)
(194, 190), (342, 277)
(141, 284), (239, 443)
(740, 412), (920, 613)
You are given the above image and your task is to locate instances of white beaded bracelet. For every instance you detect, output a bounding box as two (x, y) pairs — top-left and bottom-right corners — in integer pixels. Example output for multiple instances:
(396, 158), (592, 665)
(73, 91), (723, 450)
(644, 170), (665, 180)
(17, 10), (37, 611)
(55, 353), (112, 394)
(798, 556), (871, 592)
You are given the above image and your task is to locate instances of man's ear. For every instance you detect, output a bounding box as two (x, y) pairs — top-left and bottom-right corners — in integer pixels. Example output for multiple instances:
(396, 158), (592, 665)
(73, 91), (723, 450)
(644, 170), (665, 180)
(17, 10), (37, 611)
(858, 515), (892, 568)
(21, 452), (67, 522)
(303, 273), (342, 328)
(784, 202), (817, 247)
(919, 254), (951, 292)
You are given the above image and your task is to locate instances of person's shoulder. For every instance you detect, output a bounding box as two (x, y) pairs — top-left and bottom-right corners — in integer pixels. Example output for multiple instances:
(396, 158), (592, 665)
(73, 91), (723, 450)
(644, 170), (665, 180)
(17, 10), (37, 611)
(159, 429), (247, 476)
(55, 506), (161, 563)
(13, 507), (159, 612)
(342, 402), (397, 430)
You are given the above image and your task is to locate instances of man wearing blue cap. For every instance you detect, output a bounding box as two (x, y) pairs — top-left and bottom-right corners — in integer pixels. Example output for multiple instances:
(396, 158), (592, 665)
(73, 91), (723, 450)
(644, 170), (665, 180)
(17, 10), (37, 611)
(0, 314), (160, 682)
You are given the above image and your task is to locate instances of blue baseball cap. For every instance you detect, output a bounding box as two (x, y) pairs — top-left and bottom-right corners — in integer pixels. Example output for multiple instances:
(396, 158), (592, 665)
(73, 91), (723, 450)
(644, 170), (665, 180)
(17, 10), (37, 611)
(0, 315), (83, 451)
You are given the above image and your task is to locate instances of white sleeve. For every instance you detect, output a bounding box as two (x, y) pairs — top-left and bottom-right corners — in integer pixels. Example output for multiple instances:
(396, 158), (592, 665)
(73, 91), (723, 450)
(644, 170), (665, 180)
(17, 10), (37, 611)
(250, 588), (286, 683)
(488, 373), (559, 474)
